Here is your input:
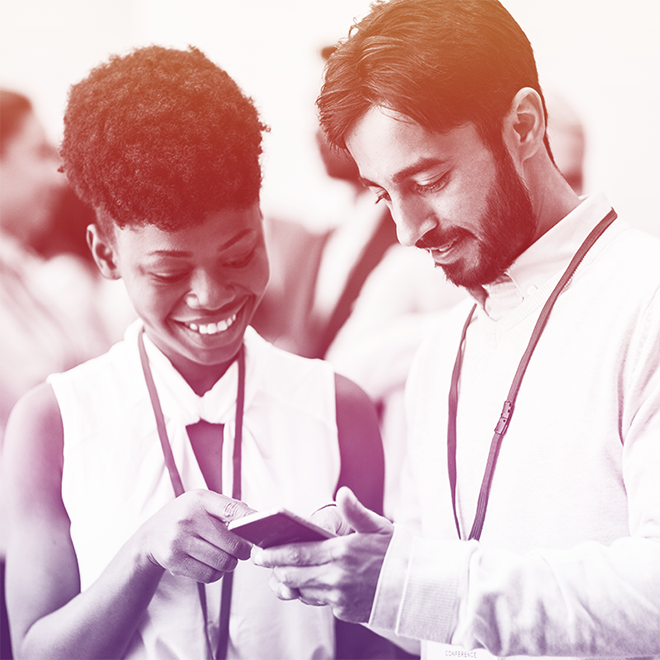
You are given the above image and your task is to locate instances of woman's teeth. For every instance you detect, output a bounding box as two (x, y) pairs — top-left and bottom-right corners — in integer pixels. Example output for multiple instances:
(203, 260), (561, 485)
(187, 313), (237, 335)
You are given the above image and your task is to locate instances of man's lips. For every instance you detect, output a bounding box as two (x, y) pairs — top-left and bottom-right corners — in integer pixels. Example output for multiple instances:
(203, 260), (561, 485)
(428, 236), (462, 265)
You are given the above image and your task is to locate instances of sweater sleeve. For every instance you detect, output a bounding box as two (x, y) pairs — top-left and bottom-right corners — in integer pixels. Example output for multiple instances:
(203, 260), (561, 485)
(371, 532), (660, 655)
(368, 288), (660, 656)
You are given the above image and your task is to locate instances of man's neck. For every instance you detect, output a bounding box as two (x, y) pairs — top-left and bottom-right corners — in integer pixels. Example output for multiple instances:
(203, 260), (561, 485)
(527, 158), (582, 244)
(466, 170), (584, 308)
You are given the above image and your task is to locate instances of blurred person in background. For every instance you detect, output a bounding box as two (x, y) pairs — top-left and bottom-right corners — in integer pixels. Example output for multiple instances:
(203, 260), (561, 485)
(0, 89), (125, 659)
(28, 167), (138, 344)
(252, 46), (465, 527)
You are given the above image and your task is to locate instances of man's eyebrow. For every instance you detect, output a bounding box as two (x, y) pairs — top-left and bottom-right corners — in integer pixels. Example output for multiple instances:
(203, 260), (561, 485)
(359, 157), (448, 189)
(147, 229), (255, 258)
(148, 249), (193, 258)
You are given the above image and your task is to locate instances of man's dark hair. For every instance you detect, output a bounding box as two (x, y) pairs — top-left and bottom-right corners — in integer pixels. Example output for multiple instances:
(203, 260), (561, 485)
(61, 45), (267, 232)
(317, 0), (551, 156)
(0, 90), (32, 157)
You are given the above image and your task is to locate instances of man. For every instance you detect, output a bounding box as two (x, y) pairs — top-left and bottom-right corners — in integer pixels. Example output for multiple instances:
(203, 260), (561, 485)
(253, 1), (660, 658)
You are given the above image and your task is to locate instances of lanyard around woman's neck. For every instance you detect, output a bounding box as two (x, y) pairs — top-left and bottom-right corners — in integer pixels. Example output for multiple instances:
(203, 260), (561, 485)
(447, 208), (617, 542)
(137, 330), (245, 660)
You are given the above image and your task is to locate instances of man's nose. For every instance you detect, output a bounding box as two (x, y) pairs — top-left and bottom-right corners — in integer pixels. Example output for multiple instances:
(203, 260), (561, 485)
(392, 196), (439, 248)
(186, 269), (234, 310)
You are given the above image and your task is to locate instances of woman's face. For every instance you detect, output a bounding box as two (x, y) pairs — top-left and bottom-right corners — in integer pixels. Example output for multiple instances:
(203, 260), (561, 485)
(95, 203), (269, 393)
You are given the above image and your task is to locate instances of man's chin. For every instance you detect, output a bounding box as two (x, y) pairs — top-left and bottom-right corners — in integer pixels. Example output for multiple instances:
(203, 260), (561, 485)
(440, 256), (510, 289)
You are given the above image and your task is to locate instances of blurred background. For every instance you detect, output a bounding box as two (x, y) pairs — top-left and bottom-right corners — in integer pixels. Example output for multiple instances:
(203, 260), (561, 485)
(1, 0), (659, 235)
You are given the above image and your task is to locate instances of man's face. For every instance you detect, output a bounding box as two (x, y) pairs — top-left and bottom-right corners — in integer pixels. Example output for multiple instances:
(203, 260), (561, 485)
(346, 106), (536, 288)
(0, 111), (63, 242)
(106, 204), (269, 389)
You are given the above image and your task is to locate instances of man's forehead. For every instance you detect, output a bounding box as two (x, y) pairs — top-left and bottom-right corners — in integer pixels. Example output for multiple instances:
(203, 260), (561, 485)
(346, 106), (478, 186)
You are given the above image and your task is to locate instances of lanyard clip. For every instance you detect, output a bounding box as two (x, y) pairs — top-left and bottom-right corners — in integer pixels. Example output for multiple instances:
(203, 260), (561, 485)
(494, 400), (514, 435)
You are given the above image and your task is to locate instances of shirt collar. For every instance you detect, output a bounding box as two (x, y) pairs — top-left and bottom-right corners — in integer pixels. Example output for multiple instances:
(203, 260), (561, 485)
(475, 192), (613, 320)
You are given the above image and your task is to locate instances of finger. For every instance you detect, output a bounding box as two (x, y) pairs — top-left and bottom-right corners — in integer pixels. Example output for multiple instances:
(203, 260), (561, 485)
(203, 491), (256, 524)
(199, 515), (252, 561)
(268, 572), (300, 601)
(309, 505), (351, 536)
(272, 564), (331, 591)
(194, 493), (253, 560)
(336, 487), (391, 535)
(298, 589), (328, 607)
(220, 529), (253, 561)
(166, 550), (232, 583)
(188, 536), (241, 573)
(252, 538), (338, 568)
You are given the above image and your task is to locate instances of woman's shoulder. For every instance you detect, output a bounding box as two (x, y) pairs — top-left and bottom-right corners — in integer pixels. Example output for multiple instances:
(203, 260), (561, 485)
(5, 381), (65, 489)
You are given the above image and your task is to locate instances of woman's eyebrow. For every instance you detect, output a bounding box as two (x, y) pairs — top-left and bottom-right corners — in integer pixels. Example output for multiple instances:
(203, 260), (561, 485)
(146, 229), (256, 258)
(220, 228), (255, 251)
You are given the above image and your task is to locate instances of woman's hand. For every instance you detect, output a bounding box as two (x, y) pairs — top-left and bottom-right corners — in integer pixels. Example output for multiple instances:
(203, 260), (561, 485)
(138, 489), (255, 583)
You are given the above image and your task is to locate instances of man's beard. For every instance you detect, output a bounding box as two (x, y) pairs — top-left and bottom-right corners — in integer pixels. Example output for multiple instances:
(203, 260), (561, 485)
(420, 143), (536, 289)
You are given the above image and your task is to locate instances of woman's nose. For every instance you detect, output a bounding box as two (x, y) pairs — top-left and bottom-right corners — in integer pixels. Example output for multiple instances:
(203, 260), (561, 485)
(185, 269), (234, 310)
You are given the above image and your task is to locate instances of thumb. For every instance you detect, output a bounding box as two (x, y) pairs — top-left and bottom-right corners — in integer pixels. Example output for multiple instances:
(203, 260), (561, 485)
(336, 487), (391, 535)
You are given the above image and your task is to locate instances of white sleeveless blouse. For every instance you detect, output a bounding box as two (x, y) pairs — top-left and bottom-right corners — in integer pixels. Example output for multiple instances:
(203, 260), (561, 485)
(48, 321), (340, 659)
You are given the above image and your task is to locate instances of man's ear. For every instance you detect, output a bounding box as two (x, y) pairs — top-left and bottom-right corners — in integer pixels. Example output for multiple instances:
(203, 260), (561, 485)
(502, 87), (546, 163)
(87, 223), (120, 280)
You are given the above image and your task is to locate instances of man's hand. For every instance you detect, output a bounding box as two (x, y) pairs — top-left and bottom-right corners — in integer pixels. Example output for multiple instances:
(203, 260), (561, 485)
(252, 487), (393, 623)
(308, 502), (352, 536)
(138, 489), (255, 583)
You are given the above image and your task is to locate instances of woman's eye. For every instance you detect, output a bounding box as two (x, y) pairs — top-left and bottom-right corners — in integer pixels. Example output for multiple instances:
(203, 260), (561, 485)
(225, 250), (255, 268)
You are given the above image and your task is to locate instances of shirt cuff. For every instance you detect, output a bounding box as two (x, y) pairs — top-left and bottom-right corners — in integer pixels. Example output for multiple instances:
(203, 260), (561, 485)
(369, 523), (413, 631)
(370, 524), (478, 643)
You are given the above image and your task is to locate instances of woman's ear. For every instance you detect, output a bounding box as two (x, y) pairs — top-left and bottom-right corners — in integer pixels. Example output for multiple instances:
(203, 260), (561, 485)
(86, 223), (120, 280)
(502, 87), (546, 163)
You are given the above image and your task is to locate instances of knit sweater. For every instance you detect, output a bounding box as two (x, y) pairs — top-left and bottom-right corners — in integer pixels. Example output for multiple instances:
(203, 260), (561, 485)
(370, 193), (660, 659)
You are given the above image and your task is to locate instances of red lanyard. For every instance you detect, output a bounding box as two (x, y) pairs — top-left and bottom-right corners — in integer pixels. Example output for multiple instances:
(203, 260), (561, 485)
(447, 209), (617, 541)
(138, 330), (245, 660)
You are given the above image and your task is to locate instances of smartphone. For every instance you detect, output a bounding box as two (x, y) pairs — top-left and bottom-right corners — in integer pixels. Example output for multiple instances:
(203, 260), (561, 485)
(228, 507), (336, 548)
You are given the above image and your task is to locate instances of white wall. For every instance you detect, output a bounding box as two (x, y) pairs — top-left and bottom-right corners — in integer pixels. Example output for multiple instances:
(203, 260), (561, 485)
(501, 0), (660, 236)
(1, 0), (658, 234)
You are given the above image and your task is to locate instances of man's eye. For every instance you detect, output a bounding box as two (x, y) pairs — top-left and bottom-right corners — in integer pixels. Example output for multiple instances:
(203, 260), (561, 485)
(415, 173), (449, 194)
(373, 189), (391, 204)
(151, 272), (187, 283)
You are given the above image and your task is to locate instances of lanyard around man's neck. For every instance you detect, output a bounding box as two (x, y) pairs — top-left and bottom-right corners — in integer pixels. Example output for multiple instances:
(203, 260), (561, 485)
(447, 208), (617, 541)
(138, 330), (245, 660)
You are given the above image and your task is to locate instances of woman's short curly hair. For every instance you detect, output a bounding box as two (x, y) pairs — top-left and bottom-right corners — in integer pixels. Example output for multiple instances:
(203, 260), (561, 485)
(61, 45), (267, 232)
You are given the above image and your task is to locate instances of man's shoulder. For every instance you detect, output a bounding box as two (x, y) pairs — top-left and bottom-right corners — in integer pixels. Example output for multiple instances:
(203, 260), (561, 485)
(610, 219), (660, 250)
(597, 221), (660, 289)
